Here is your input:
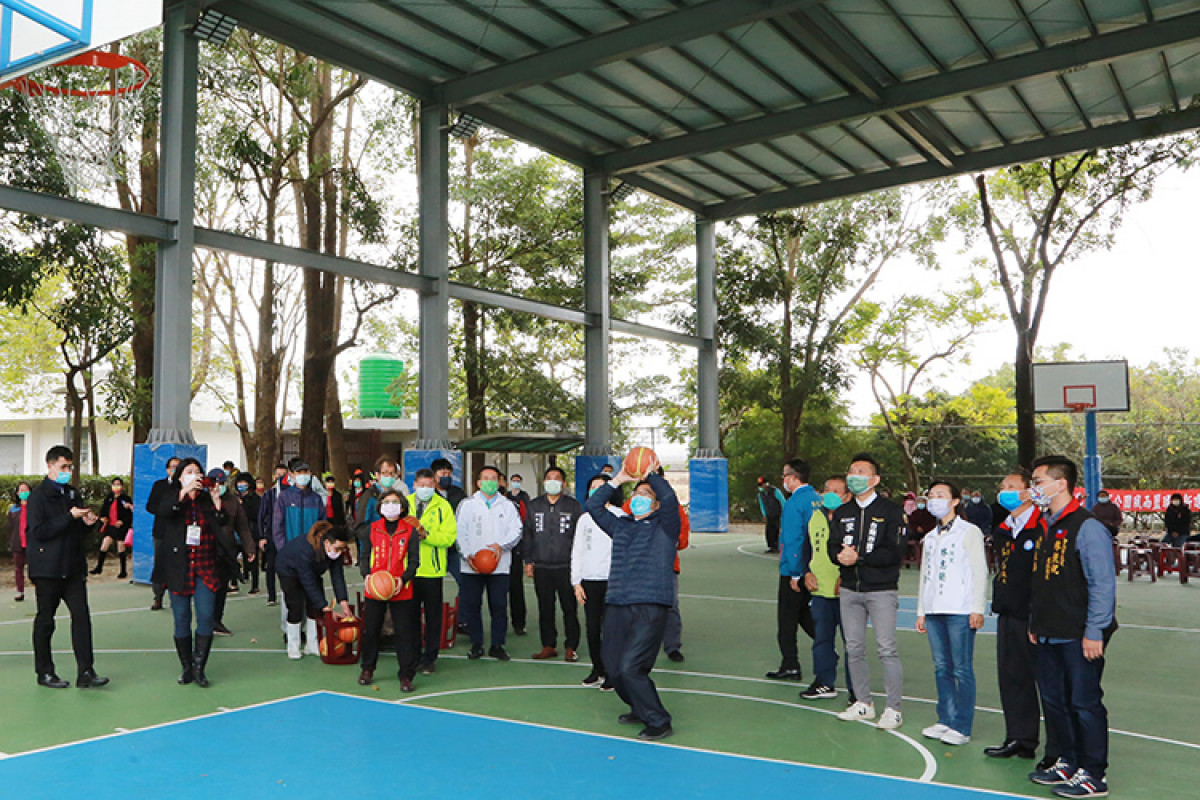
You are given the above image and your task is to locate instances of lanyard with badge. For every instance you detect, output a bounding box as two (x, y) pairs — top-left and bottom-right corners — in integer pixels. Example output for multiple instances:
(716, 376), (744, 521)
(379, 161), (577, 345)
(186, 503), (202, 548)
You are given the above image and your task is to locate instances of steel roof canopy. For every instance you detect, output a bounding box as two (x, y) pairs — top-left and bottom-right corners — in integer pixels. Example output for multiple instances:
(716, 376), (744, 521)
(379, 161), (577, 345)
(212, 0), (1200, 219)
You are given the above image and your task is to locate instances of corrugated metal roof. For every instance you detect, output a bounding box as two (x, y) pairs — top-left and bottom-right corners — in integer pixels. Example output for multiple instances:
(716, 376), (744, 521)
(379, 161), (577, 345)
(213, 0), (1200, 219)
(457, 433), (585, 453)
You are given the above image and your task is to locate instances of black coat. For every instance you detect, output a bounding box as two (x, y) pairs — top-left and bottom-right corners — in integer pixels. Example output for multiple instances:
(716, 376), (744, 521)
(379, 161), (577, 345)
(25, 478), (91, 579)
(151, 486), (240, 593)
(326, 489), (347, 526)
(146, 478), (173, 541)
(99, 492), (134, 534)
(275, 534), (349, 610)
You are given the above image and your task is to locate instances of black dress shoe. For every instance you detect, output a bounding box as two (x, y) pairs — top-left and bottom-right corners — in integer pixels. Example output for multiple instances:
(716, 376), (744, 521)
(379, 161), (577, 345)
(38, 673), (69, 689)
(618, 713), (643, 725)
(666, 650), (685, 663)
(77, 669), (110, 688)
(765, 667), (804, 681)
(488, 646), (510, 661)
(638, 724), (674, 741)
(985, 740), (1037, 759)
(467, 646), (484, 660)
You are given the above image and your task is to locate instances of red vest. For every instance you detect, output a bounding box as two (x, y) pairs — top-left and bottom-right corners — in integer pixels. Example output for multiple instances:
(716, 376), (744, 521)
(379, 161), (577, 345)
(368, 517), (416, 601)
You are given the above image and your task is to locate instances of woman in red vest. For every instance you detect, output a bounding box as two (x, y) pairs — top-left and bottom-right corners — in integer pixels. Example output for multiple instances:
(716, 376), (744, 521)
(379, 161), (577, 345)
(8, 482), (32, 601)
(358, 489), (421, 691)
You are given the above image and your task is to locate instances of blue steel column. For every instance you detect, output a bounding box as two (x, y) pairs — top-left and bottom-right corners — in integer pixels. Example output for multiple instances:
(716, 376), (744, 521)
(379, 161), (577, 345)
(1084, 410), (1101, 508)
(576, 171), (618, 501)
(690, 217), (728, 531)
(406, 103), (460, 485)
(134, 0), (206, 584)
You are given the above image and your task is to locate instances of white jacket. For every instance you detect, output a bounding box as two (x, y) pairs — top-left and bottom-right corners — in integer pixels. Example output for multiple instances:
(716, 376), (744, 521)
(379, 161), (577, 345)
(571, 505), (625, 584)
(455, 491), (522, 575)
(918, 515), (988, 616)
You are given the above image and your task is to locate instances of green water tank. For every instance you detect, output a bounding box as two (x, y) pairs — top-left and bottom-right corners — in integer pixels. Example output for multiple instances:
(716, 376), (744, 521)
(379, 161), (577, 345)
(359, 354), (405, 418)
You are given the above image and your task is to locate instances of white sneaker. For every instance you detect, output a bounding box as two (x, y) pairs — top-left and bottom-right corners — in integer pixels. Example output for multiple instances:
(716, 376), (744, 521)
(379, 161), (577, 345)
(940, 729), (970, 745)
(836, 701), (876, 722)
(922, 723), (950, 740)
(876, 707), (903, 730)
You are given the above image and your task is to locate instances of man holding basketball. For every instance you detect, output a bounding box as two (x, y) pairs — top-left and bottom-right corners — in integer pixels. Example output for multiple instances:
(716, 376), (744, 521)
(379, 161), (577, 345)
(586, 451), (681, 741)
(455, 466), (523, 660)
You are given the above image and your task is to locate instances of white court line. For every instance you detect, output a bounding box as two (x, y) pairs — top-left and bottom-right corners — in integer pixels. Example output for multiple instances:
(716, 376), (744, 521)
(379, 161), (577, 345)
(736, 544), (782, 562)
(386, 685), (956, 788)
(0, 691), (327, 760)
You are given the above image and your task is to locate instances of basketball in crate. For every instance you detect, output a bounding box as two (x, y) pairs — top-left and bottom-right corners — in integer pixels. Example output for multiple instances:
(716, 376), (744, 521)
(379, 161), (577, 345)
(316, 611), (361, 665)
(623, 446), (658, 480)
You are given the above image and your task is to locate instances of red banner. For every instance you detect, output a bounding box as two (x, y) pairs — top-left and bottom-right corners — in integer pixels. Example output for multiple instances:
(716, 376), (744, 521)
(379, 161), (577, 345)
(1073, 488), (1200, 512)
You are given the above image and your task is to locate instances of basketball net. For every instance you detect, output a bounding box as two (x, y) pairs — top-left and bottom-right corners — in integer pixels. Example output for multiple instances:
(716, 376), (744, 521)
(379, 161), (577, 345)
(1, 51), (151, 196)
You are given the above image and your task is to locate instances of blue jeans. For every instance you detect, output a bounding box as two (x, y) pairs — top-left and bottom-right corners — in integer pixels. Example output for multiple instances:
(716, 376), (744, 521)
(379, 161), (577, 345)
(171, 582), (216, 638)
(1035, 638), (1108, 778)
(810, 595), (850, 691)
(926, 614), (977, 735)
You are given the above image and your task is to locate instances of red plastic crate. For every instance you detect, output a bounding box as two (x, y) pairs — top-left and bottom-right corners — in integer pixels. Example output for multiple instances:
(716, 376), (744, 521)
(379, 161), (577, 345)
(315, 609), (361, 665)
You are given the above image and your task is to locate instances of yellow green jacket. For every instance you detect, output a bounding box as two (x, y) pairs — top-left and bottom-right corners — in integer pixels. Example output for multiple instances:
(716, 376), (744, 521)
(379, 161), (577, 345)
(415, 492), (457, 578)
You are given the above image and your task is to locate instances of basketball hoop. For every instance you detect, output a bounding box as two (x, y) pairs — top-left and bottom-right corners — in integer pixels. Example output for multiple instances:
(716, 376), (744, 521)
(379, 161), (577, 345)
(1065, 402), (1095, 414)
(1, 50), (151, 195)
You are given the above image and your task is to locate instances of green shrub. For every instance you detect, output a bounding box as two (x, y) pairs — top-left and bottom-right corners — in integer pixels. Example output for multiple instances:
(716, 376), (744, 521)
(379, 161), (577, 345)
(1, 474), (131, 555)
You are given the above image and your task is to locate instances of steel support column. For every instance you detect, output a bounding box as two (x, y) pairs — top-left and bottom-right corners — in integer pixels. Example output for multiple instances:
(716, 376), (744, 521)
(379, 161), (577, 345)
(414, 103), (453, 450)
(695, 217), (721, 458)
(148, 0), (199, 444)
(582, 171), (612, 457)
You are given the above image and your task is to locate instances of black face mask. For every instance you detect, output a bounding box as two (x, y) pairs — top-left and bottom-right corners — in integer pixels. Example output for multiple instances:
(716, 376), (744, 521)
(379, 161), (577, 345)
(438, 476), (452, 489)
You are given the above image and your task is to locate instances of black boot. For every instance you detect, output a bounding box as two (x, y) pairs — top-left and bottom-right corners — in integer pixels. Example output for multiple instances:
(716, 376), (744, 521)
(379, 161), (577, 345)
(192, 634), (213, 688)
(117, 551), (127, 579)
(174, 636), (194, 685)
(90, 551), (106, 575)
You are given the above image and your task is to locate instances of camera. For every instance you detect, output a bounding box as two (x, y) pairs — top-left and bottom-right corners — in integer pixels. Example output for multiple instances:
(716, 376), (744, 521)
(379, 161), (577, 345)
(199, 476), (217, 490)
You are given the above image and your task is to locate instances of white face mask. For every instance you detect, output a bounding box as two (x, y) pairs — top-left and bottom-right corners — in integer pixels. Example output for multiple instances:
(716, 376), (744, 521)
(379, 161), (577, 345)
(544, 479), (563, 496)
(294, 473), (312, 488)
(927, 497), (953, 519)
(379, 502), (404, 520)
(510, 481), (522, 492)
(325, 545), (342, 561)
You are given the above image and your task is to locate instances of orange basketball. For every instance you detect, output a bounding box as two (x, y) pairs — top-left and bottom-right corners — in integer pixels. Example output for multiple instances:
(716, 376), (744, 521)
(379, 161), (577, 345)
(337, 625), (359, 644)
(365, 570), (397, 601)
(623, 446), (658, 480)
(472, 547), (499, 574)
(320, 637), (346, 659)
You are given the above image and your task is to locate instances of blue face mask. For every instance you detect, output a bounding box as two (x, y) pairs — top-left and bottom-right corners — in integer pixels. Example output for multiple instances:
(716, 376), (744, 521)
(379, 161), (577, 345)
(630, 495), (653, 516)
(822, 492), (842, 510)
(55, 471), (72, 485)
(997, 490), (1023, 511)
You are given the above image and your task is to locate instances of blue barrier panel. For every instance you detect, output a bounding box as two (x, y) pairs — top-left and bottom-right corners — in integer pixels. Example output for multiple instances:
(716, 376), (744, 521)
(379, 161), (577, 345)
(573, 455), (621, 504)
(688, 457), (729, 532)
(131, 442), (207, 585)
(402, 448), (461, 492)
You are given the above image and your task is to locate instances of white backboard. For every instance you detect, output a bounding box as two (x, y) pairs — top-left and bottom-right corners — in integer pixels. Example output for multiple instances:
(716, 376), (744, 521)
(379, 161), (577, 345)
(1033, 360), (1130, 414)
(0, 0), (161, 84)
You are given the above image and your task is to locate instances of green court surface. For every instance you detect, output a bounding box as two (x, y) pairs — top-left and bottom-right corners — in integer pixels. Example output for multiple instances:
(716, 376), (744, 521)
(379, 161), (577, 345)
(1, 526), (1196, 798)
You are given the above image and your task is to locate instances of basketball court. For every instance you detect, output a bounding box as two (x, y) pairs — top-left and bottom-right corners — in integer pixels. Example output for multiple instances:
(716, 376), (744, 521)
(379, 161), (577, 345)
(0, 528), (1196, 799)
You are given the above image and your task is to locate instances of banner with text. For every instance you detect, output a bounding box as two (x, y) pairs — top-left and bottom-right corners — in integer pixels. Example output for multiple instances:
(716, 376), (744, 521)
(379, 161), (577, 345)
(1074, 489), (1200, 512)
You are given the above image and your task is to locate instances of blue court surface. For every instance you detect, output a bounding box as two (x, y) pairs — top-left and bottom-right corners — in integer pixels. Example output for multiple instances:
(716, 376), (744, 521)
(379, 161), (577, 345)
(0, 691), (1018, 799)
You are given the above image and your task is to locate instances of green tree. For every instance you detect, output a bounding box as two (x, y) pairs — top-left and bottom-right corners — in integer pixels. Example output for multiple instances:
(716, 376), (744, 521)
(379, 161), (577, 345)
(960, 138), (1200, 467)
(854, 280), (999, 492)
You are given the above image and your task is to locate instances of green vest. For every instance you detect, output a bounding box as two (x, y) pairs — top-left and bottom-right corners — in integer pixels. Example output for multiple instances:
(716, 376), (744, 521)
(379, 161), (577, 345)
(807, 510), (839, 598)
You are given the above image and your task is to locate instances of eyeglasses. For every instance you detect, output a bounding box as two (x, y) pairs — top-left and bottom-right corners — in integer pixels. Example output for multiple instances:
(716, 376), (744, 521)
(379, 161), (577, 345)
(1031, 477), (1058, 488)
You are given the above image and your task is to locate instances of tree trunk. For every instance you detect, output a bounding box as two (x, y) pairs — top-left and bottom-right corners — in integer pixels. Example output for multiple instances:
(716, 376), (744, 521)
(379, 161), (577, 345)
(1015, 330), (1037, 468)
(325, 277), (348, 484)
(84, 370), (100, 476)
(66, 373), (84, 484)
(779, 291), (797, 460)
(298, 63), (335, 471)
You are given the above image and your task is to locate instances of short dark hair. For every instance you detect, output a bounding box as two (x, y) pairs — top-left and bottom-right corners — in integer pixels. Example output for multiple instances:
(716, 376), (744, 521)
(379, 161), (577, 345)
(166, 456), (181, 469)
(926, 479), (962, 516)
(1005, 467), (1032, 489)
(511, 473), (523, 480)
(544, 466), (566, 481)
(45, 445), (73, 464)
(849, 452), (880, 475)
(275, 463), (288, 471)
(1032, 455), (1078, 491)
(223, 460), (235, 469)
(414, 468), (435, 480)
(111, 477), (125, 485)
(478, 465), (501, 480)
(587, 474), (608, 491)
(378, 489), (408, 508)
(286, 457), (304, 471)
(783, 458), (810, 483)
(374, 455), (398, 472)
(824, 476), (847, 492)
(431, 458), (453, 473)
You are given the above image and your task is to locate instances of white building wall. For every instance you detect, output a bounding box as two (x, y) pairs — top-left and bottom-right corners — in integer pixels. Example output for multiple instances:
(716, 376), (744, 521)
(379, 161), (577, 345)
(0, 417), (248, 475)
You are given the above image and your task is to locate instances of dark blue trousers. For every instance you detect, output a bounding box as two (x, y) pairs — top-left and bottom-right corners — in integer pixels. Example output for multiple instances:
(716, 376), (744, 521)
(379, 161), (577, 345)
(1034, 639), (1108, 777)
(602, 603), (671, 729)
(459, 572), (510, 648)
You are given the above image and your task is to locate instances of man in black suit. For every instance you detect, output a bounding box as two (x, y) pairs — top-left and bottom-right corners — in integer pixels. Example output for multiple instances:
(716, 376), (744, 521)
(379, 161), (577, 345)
(146, 456), (181, 610)
(26, 445), (110, 689)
